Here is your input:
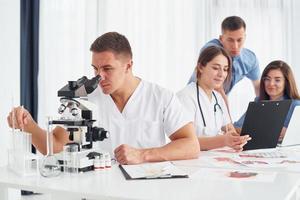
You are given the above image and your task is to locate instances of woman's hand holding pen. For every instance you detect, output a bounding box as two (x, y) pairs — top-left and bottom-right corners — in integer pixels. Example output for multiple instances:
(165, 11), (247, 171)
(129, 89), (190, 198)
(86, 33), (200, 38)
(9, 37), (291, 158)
(223, 128), (251, 152)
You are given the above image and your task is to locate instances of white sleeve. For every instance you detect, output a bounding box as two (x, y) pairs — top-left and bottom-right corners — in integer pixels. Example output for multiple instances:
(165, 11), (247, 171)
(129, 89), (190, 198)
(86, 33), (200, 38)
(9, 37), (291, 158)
(177, 89), (205, 136)
(177, 91), (197, 121)
(163, 93), (193, 137)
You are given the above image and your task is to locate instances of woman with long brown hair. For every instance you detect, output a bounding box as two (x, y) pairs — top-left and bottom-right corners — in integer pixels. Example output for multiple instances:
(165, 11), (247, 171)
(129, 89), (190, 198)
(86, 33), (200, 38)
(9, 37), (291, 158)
(178, 46), (250, 151)
(235, 60), (300, 141)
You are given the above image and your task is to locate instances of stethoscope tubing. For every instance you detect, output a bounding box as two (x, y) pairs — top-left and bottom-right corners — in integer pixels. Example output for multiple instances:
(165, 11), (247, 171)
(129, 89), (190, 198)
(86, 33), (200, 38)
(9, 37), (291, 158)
(196, 82), (223, 127)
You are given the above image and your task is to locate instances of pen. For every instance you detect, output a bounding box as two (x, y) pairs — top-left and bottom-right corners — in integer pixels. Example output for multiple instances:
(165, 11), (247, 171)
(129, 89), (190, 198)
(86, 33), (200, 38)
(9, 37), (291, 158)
(144, 174), (188, 179)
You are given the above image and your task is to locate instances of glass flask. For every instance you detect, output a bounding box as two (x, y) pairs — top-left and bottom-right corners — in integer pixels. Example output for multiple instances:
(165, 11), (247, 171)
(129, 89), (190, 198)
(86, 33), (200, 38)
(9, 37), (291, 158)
(39, 117), (61, 177)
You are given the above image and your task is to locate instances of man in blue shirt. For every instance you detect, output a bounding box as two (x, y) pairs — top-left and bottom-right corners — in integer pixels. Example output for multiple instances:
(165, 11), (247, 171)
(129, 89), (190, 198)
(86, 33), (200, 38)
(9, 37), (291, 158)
(189, 16), (260, 104)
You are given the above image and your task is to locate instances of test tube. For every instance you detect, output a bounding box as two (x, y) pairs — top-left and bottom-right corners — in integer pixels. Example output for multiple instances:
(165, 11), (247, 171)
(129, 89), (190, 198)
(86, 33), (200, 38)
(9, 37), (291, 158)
(104, 152), (111, 169)
(46, 116), (54, 156)
(24, 132), (32, 155)
(11, 97), (16, 150)
(21, 105), (24, 132)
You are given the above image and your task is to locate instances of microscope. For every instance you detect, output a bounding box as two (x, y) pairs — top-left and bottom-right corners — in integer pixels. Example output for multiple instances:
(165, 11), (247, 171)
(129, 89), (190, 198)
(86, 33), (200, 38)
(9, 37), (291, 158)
(50, 75), (109, 173)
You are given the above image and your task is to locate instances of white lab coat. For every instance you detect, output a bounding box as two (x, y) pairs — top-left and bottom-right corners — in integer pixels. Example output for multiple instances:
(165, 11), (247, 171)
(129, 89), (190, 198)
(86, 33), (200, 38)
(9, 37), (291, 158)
(88, 79), (191, 153)
(177, 82), (230, 137)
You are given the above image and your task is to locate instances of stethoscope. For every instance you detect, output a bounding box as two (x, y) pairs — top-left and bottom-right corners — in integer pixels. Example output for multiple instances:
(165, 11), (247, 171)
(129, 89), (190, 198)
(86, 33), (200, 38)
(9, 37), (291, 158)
(196, 82), (223, 128)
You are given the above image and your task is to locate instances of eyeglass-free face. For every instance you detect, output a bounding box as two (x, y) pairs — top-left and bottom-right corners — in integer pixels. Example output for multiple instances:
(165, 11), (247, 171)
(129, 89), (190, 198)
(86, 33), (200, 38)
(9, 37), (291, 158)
(198, 54), (229, 91)
(91, 51), (132, 95)
(219, 27), (246, 57)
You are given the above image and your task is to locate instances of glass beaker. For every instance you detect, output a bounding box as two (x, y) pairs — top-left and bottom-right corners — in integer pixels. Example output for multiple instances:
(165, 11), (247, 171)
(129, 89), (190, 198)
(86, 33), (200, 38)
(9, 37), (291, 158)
(63, 143), (79, 173)
(39, 117), (61, 177)
(8, 130), (38, 176)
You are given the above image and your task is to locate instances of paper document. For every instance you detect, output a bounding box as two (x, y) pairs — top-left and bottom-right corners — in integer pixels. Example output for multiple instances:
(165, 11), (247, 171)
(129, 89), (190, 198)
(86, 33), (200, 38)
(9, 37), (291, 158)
(119, 161), (188, 180)
(173, 148), (300, 172)
(192, 168), (277, 182)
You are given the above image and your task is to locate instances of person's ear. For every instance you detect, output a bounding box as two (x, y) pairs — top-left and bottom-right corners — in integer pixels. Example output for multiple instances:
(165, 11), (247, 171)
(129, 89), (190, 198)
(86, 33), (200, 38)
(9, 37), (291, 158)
(126, 60), (133, 72)
(197, 64), (204, 74)
(219, 35), (224, 44)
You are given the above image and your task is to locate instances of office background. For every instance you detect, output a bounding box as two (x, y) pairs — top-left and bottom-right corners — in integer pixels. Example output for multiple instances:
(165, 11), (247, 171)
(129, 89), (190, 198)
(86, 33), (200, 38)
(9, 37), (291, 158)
(1, 0), (300, 166)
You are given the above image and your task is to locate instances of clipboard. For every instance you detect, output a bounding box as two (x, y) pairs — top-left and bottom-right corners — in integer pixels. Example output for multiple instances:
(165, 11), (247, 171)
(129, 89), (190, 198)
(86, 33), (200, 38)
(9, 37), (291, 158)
(119, 163), (189, 180)
(241, 100), (292, 150)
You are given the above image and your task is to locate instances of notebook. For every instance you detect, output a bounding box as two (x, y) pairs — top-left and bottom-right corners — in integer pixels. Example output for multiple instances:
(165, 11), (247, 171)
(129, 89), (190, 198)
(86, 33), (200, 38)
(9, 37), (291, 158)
(280, 106), (300, 147)
(240, 100), (292, 150)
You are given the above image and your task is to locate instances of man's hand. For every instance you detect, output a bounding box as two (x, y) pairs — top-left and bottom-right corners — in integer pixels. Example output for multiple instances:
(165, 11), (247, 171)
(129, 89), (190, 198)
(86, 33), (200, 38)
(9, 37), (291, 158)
(114, 144), (145, 165)
(7, 106), (34, 131)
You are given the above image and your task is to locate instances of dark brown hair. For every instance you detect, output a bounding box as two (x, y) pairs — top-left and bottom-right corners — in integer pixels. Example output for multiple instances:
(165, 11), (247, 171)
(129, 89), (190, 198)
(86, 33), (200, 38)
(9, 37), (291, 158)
(259, 60), (300, 100)
(90, 32), (132, 58)
(196, 46), (232, 89)
(221, 16), (246, 33)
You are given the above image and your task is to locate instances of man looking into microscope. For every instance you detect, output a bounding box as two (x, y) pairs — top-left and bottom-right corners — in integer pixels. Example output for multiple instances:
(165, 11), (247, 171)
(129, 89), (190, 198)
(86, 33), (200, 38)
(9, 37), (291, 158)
(7, 32), (200, 165)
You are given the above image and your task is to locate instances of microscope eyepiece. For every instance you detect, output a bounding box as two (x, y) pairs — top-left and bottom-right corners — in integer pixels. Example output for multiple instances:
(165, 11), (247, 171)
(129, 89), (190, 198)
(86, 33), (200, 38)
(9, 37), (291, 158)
(58, 75), (101, 98)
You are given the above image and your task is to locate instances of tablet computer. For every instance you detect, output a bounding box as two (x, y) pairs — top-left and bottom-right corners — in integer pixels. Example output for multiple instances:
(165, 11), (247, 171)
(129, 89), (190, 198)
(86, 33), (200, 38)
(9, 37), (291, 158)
(280, 105), (300, 147)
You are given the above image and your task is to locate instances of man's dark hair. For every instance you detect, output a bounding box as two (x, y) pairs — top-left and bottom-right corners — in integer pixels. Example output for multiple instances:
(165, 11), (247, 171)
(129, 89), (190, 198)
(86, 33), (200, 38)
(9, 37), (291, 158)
(90, 32), (132, 58)
(221, 16), (246, 33)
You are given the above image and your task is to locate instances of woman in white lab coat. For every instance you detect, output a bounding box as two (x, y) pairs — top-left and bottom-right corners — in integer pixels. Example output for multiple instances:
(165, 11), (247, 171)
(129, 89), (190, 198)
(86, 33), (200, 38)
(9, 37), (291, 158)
(177, 46), (250, 151)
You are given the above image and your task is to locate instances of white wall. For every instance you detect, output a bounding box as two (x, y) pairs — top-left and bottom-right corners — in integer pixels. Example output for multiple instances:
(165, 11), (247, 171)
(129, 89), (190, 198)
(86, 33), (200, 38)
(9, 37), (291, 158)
(291, 0), (300, 88)
(39, 0), (300, 125)
(0, 0), (20, 166)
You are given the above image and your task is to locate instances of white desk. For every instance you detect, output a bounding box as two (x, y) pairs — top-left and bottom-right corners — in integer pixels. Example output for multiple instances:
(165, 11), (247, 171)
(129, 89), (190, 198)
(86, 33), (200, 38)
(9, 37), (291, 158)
(0, 163), (300, 200)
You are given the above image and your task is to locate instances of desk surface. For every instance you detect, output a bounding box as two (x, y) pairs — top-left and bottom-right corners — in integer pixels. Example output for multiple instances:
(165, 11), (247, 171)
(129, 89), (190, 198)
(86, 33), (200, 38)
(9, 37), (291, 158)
(0, 163), (300, 200)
